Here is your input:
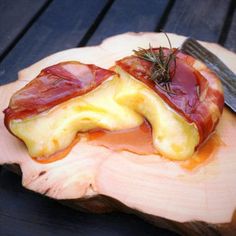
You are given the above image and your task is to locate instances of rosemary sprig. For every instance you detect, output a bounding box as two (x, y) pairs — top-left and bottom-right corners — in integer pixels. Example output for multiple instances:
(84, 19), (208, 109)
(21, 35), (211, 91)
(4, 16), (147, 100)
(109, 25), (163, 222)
(133, 33), (177, 94)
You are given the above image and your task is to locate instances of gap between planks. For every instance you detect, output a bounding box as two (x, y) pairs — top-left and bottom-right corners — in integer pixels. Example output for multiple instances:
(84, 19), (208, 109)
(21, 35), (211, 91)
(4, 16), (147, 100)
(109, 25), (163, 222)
(0, 0), (53, 63)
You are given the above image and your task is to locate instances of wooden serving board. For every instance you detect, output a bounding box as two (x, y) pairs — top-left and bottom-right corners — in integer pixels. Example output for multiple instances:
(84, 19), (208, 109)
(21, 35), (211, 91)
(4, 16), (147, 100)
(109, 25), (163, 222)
(1, 33), (236, 235)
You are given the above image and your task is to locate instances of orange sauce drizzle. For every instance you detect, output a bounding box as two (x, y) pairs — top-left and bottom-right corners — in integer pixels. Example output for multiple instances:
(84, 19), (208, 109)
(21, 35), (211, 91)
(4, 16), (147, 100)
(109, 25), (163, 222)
(180, 134), (224, 171)
(87, 120), (156, 155)
(34, 121), (223, 171)
(34, 136), (80, 164)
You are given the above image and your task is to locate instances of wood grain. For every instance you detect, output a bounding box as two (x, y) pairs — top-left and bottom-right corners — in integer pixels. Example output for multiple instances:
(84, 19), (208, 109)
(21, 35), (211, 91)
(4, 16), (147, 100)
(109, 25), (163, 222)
(0, 168), (178, 236)
(3, 164), (236, 236)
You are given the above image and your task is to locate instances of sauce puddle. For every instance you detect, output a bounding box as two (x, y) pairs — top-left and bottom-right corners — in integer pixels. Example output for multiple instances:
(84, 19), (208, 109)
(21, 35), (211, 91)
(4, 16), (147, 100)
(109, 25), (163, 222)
(87, 120), (156, 155)
(180, 134), (224, 171)
(35, 121), (224, 170)
(34, 136), (81, 164)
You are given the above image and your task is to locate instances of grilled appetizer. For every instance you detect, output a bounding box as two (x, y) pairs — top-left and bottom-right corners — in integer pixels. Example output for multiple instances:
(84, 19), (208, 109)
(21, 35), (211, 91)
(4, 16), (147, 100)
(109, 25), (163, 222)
(4, 46), (224, 162)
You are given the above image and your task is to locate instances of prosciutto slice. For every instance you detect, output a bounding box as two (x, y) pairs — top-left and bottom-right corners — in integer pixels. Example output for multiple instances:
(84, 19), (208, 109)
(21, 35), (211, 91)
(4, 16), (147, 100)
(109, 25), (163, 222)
(116, 50), (224, 144)
(4, 62), (115, 123)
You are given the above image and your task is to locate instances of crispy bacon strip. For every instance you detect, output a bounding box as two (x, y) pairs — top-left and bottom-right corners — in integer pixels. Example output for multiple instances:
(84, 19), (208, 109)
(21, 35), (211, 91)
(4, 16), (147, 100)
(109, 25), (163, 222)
(116, 50), (224, 144)
(4, 61), (115, 126)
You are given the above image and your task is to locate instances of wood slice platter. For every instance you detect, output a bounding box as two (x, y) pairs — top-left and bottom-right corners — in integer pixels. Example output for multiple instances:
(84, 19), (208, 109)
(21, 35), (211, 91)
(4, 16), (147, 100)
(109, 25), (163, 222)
(1, 32), (236, 235)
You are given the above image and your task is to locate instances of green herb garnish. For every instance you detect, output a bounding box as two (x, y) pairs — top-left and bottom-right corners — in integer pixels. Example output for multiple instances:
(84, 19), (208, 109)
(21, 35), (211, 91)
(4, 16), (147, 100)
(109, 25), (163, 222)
(133, 33), (177, 94)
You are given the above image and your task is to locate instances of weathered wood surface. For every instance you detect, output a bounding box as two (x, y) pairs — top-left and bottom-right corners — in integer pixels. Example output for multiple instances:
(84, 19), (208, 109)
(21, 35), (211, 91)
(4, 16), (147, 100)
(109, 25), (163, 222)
(86, 0), (170, 45)
(0, 0), (109, 85)
(164, 0), (231, 42)
(0, 0), (49, 59)
(0, 0), (236, 235)
(224, 1), (236, 52)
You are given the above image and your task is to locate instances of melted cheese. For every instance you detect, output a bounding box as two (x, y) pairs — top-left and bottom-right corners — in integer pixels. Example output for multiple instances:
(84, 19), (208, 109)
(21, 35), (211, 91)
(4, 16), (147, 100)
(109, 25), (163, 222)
(10, 70), (199, 160)
(115, 66), (199, 160)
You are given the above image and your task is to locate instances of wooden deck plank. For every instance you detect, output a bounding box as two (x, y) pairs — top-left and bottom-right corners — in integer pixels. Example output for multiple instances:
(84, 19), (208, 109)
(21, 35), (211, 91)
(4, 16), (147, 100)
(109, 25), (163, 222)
(0, 0), (48, 58)
(87, 0), (170, 46)
(164, 0), (230, 42)
(224, 6), (236, 52)
(0, 0), (108, 85)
